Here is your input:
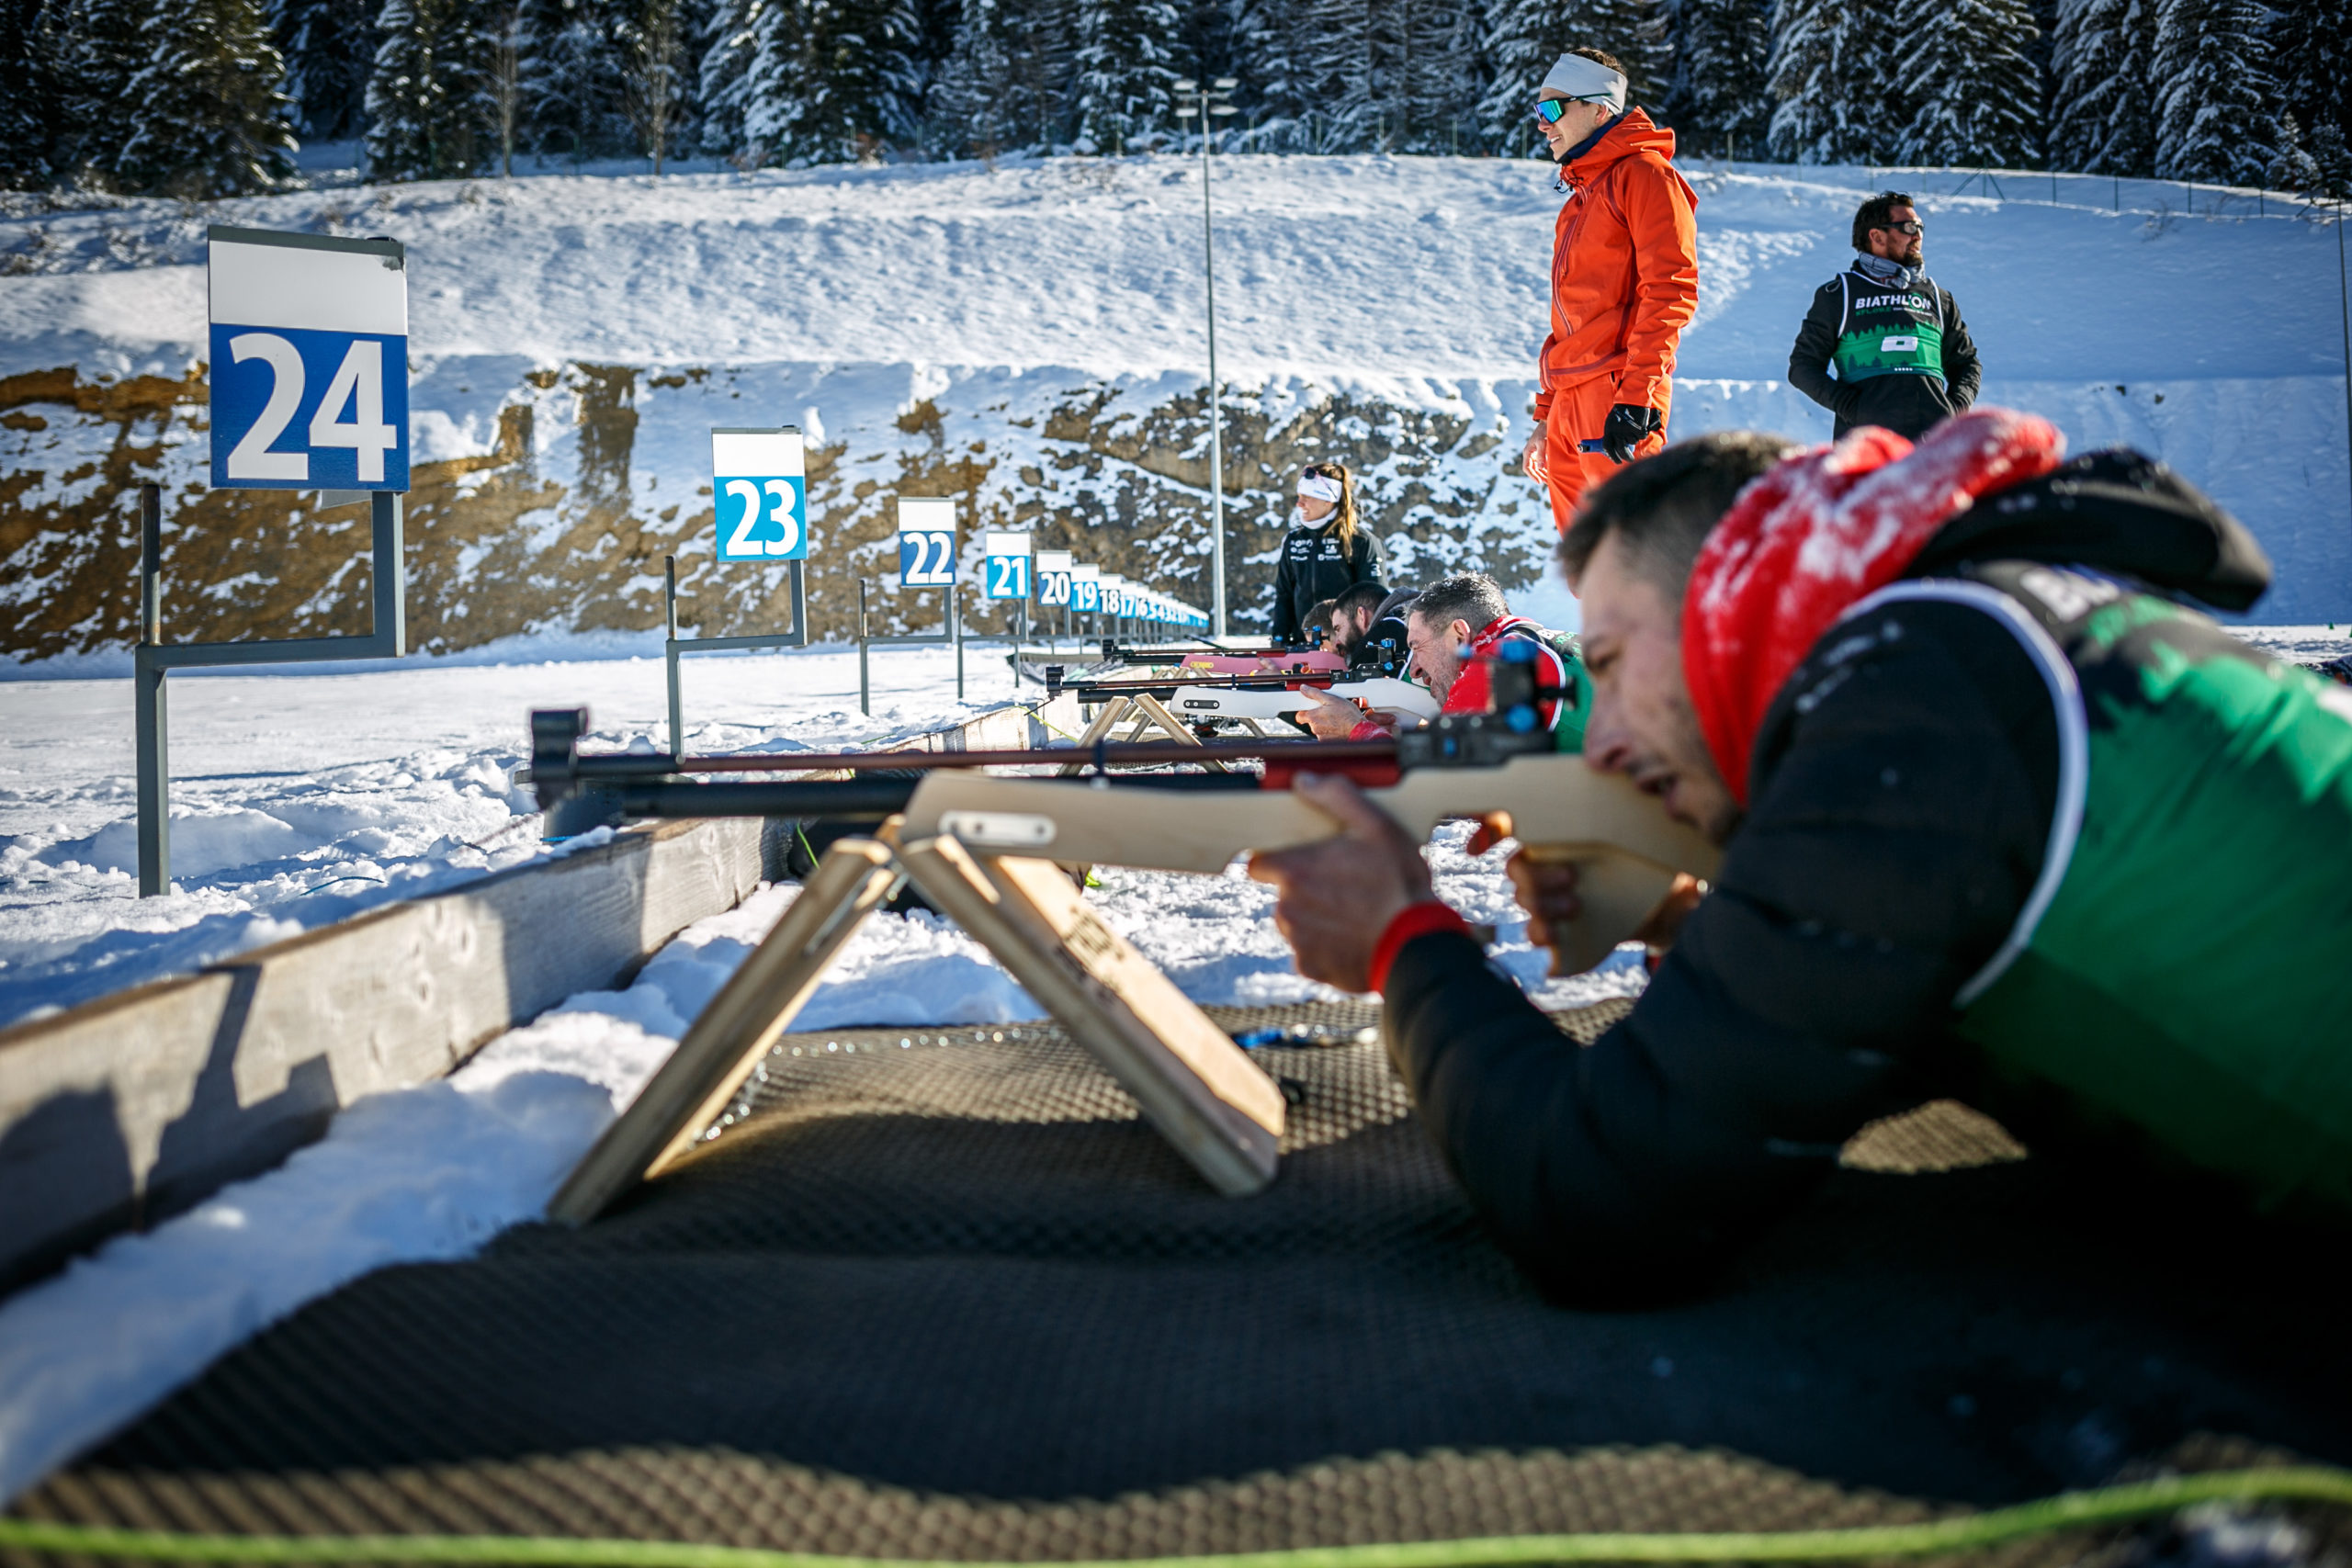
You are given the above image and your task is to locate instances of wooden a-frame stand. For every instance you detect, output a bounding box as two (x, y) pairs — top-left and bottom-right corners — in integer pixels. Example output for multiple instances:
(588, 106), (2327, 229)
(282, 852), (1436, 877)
(548, 828), (1285, 1225)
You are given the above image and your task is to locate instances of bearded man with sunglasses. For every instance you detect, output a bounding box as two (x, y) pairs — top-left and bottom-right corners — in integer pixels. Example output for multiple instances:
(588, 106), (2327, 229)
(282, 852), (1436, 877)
(1517, 48), (1702, 534)
(1788, 192), (1982, 442)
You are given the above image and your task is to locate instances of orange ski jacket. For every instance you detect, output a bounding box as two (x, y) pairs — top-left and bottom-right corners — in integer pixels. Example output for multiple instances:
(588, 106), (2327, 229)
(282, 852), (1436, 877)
(1532, 109), (1701, 423)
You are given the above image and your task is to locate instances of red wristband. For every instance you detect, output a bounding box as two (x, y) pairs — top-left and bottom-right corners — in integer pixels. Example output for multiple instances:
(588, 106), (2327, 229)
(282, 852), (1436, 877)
(1368, 900), (1475, 994)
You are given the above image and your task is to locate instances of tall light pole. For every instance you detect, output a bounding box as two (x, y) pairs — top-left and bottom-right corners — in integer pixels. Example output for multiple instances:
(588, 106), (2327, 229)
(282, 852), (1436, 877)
(1175, 75), (1238, 638)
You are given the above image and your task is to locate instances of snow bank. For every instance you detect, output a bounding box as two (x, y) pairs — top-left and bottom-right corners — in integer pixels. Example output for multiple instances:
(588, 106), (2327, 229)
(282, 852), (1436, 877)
(0, 644), (1024, 1028)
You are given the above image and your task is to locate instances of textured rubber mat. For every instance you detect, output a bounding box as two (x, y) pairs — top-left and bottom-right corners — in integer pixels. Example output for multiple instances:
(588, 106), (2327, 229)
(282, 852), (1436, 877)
(14, 1002), (2349, 1559)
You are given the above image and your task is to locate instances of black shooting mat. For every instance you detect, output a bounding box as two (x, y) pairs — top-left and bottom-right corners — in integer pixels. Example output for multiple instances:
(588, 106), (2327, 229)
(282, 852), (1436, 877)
(17, 1000), (2352, 1562)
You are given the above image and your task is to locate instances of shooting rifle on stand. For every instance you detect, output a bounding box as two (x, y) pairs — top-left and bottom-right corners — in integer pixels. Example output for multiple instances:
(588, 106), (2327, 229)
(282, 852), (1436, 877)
(530, 648), (1717, 1224)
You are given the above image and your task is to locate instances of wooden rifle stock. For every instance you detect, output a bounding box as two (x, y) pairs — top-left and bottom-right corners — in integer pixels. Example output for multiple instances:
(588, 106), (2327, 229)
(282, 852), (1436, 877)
(900, 755), (1720, 974)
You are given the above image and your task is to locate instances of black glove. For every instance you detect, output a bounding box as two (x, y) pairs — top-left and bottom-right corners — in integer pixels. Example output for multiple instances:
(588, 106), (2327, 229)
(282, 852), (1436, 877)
(1600, 402), (1662, 464)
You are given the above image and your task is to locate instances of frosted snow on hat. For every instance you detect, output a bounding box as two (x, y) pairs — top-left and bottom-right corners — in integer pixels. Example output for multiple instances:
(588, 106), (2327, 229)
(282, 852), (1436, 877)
(1297, 473), (1344, 503)
(1539, 51), (1626, 113)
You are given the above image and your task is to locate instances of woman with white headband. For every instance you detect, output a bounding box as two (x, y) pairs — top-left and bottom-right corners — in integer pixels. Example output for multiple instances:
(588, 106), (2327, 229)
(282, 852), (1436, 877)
(1270, 461), (1382, 647)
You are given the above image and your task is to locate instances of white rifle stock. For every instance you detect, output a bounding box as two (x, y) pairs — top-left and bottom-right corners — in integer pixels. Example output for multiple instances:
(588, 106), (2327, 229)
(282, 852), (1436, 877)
(1164, 677), (1441, 726)
(904, 756), (1721, 974)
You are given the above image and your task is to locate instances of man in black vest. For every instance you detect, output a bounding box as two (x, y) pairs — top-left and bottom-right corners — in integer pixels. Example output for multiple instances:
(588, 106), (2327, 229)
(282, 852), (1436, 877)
(1328, 581), (1413, 672)
(1788, 192), (1982, 442)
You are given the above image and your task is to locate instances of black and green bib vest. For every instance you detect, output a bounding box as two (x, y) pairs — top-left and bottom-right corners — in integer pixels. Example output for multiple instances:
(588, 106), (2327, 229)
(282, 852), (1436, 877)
(1846, 566), (2352, 1214)
(1831, 268), (1948, 383)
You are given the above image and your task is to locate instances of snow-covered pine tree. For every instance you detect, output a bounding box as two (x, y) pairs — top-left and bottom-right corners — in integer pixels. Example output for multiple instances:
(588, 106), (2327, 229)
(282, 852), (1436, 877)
(1221, 0), (1289, 130)
(270, 0), (373, 139)
(1654, 0), (1769, 158)
(42, 0), (147, 183)
(1474, 0), (1656, 155)
(115, 0), (300, 196)
(1289, 0), (1374, 148)
(2306, 121), (2352, 197)
(2046, 0), (2156, 174)
(0, 0), (59, 186)
(1765, 0), (1894, 164)
(519, 0), (634, 161)
(722, 0), (922, 163)
(367, 0), (494, 180)
(1071, 0), (1179, 152)
(2267, 0), (2351, 170)
(2151, 0), (2274, 184)
(929, 0), (1070, 153)
(1391, 0), (1483, 152)
(1893, 0), (2040, 166)
(697, 0), (762, 158)
(618, 0), (697, 169)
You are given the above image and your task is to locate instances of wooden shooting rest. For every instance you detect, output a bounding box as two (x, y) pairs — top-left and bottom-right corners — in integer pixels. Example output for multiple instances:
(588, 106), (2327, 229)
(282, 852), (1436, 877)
(548, 762), (1719, 1224)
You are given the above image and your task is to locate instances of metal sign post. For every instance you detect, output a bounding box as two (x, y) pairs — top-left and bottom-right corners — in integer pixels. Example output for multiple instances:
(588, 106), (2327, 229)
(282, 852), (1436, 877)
(982, 530), (1033, 685)
(136, 226), (413, 897)
(664, 427), (810, 756)
(1036, 550), (1073, 650)
(858, 496), (961, 716)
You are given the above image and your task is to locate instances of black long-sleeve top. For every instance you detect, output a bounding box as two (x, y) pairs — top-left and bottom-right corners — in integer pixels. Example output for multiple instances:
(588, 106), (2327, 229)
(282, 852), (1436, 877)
(1270, 522), (1380, 644)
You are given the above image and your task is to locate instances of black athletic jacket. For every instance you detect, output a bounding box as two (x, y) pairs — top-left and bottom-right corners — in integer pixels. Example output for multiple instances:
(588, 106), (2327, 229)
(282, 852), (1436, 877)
(1788, 275), (1983, 441)
(1380, 454), (2270, 1299)
(1271, 522), (1380, 644)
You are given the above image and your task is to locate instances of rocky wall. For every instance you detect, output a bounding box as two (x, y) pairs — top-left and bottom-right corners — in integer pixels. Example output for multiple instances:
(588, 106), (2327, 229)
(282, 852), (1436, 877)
(0, 360), (1552, 662)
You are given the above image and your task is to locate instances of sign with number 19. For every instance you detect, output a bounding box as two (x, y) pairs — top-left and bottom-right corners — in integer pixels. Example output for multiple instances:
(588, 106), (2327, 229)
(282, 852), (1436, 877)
(712, 428), (808, 561)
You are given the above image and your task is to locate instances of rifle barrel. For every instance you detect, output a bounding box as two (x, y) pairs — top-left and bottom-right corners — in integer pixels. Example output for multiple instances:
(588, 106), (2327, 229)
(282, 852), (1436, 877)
(568, 738), (1398, 780)
(606, 768), (1274, 821)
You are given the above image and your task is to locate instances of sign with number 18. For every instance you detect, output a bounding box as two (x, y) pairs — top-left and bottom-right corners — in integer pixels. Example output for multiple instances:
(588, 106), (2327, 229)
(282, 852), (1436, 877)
(712, 428), (807, 561)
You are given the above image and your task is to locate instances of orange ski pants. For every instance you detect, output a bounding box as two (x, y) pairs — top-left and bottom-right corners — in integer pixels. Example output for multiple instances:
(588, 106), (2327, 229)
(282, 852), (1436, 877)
(1543, 377), (1672, 533)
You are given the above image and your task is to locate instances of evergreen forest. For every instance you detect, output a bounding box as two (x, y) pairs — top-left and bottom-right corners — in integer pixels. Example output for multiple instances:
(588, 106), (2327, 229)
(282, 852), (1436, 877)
(1, 0), (2346, 196)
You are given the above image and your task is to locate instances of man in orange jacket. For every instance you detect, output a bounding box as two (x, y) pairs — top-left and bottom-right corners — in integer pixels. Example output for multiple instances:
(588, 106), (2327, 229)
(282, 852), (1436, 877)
(1519, 49), (1702, 533)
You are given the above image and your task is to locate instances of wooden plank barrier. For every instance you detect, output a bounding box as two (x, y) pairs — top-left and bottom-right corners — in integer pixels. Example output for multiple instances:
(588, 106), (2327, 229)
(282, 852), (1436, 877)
(0, 693), (1080, 1294)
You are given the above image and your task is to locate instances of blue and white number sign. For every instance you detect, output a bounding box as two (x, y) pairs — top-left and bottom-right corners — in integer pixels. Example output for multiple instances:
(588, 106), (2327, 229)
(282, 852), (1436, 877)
(712, 427), (808, 561)
(899, 497), (958, 587)
(1036, 549), (1073, 608)
(1069, 563), (1101, 614)
(209, 226), (408, 491)
(982, 530), (1033, 601)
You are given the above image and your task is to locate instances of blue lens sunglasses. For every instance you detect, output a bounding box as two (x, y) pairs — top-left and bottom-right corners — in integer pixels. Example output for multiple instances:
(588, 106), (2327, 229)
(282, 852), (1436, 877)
(1532, 96), (1607, 124)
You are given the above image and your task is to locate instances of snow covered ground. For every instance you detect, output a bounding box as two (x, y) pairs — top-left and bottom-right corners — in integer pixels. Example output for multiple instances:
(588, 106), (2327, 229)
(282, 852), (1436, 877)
(0, 635), (1057, 1028)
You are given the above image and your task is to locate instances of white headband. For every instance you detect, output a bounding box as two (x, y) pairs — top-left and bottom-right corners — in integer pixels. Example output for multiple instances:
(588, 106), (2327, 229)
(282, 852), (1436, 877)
(1539, 52), (1627, 114)
(1297, 474), (1343, 503)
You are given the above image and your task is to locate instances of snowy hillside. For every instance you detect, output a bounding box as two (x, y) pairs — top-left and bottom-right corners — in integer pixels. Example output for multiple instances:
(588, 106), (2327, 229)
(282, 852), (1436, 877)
(3, 153), (2348, 645)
